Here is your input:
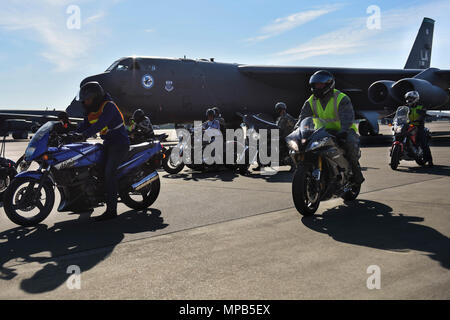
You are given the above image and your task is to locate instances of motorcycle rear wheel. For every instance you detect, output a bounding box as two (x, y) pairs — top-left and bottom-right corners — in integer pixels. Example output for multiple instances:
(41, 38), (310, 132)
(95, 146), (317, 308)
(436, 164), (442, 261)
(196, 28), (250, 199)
(3, 177), (55, 226)
(162, 149), (185, 174)
(119, 175), (160, 210)
(292, 165), (320, 216)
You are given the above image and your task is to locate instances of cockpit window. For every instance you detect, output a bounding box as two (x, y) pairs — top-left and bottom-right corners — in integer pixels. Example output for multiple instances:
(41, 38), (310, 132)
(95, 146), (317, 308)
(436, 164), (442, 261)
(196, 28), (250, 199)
(116, 58), (133, 71)
(105, 60), (120, 72)
(106, 58), (141, 72)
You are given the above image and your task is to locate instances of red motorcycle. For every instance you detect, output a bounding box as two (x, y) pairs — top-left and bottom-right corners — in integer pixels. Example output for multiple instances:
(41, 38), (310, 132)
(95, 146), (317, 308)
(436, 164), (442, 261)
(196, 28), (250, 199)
(390, 106), (427, 170)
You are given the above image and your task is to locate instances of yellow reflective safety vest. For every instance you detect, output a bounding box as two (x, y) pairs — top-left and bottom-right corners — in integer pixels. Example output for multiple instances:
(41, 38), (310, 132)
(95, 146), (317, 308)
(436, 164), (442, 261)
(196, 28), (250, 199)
(307, 89), (358, 132)
(88, 101), (125, 136)
(408, 105), (424, 125)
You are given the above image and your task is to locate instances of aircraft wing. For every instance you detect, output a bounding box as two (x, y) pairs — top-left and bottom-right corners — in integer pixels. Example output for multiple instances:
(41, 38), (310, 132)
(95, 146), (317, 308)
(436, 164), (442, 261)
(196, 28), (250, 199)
(238, 65), (419, 91)
(436, 70), (450, 84)
(0, 111), (83, 123)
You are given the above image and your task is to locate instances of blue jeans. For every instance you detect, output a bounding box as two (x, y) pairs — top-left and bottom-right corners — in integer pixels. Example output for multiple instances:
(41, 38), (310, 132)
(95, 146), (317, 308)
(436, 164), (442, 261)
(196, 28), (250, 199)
(104, 143), (129, 213)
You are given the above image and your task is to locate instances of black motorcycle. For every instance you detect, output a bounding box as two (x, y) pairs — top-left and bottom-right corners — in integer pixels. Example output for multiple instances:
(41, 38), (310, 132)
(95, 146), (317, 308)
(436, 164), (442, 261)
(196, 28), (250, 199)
(237, 112), (293, 170)
(0, 137), (17, 200)
(286, 117), (361, 216)
(163, 125), (249, 175)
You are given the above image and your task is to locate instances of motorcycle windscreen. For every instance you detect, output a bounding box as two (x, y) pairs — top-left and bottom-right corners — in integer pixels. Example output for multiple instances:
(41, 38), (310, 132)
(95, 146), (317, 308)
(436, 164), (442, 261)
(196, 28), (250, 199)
(25, 121), (57, 161)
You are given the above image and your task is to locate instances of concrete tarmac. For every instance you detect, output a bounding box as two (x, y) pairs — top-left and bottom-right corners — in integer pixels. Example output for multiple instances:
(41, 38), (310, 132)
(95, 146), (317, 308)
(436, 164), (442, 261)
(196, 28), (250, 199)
(0, 124), (449, 299)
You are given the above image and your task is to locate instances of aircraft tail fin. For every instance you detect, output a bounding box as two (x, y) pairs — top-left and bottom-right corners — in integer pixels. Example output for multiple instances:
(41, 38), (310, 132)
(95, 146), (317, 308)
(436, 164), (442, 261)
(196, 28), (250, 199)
(404, 17), (434, 69)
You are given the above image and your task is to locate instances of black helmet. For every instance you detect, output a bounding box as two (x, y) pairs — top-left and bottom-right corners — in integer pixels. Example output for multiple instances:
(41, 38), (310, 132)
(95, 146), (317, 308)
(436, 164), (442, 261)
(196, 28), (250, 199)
(206, 108), (215, 118)
(275, 102), (287, 113)
(57, 111), (69, 123)
(132, 109), (145, 122)
(309, 70), (335, 99)
(76, 81), (105, 112)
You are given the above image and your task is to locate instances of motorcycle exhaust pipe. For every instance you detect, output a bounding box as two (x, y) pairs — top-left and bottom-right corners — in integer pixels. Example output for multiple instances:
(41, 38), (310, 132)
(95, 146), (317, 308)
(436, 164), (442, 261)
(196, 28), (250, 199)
(132, 171), (159, 191)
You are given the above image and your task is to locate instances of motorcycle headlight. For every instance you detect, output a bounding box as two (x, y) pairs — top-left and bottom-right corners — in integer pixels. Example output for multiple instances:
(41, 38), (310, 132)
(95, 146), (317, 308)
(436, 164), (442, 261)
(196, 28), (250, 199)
(308, 137), (329, 151)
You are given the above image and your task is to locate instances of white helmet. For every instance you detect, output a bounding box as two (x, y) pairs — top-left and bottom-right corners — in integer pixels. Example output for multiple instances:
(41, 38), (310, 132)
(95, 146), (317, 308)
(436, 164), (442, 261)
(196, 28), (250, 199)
(404, 91), (420, 106)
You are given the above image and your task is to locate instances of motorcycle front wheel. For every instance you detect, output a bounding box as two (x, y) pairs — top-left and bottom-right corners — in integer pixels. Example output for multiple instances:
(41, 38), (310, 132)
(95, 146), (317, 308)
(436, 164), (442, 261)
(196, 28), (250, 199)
(390, 144), (401, 170)
(292, 165), (320, 216)
(3, 177), (55, 226)
(342, 183), (361, 201)
(119, 175), (161, 210)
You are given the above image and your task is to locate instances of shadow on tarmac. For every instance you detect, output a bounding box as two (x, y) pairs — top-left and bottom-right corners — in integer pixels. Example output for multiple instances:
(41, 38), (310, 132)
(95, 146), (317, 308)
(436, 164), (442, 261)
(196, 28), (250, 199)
(301, 199), (450, 269)
(162, 166), (239, 182)
(395, 165), (450, 177)
(0, 208), (167, 294)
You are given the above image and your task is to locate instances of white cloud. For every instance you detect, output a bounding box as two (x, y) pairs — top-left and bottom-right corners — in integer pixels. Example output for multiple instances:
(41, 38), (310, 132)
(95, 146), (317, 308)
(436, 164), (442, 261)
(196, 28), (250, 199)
(0, 1), (107, 72)
(274, 0), (450, 63)
(245, 4), (342, 43)
(85, 12), (106, 25)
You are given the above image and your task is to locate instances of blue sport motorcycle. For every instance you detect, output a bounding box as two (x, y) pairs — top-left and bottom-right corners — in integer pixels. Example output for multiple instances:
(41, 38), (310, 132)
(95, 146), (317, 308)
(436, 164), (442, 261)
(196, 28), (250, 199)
(3, 121), (163, 226)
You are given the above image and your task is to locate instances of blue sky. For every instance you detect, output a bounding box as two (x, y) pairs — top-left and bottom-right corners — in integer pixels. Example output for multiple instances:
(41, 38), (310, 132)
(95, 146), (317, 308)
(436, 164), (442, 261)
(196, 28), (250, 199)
(1, 0), (449, 109)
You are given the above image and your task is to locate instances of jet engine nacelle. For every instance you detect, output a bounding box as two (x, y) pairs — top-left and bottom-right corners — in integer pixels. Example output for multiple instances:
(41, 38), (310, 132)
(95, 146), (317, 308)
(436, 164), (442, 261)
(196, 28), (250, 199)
(368, 80), (399, 106)
(368, 68), (449, 108)
(391, 78), (449, 108)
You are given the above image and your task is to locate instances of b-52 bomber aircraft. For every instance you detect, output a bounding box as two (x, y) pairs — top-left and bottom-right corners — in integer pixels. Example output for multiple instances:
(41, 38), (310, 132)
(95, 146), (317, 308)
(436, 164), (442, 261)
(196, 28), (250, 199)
(0, 109), (62, 139)
(66, 17), (449, 136)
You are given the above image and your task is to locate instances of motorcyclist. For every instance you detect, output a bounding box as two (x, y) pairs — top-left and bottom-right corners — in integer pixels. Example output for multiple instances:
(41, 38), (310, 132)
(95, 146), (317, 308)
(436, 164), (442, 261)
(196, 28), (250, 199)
(128, 108), (154, 136)
(202, 108), (220, 131)
(298, 70), (364, 184)
(275, 102), (296, 139)
(404, 90), (433, 167)
(212, 106), (226, 134)
(76, 81), (130, 221)
(275, 102), (297, 171)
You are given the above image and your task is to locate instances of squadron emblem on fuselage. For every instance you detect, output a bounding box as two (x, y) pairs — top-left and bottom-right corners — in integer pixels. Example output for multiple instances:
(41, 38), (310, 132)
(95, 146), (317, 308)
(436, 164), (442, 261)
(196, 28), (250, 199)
(142, 74), (154, 89)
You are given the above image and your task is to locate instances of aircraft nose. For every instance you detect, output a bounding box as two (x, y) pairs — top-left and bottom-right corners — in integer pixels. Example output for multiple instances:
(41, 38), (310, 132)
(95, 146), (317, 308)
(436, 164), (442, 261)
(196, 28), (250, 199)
(80, 73), (111, 89)
(81, 74), (104, 86)
(66, 97), (84, 118)
(80, 73), (116, 96)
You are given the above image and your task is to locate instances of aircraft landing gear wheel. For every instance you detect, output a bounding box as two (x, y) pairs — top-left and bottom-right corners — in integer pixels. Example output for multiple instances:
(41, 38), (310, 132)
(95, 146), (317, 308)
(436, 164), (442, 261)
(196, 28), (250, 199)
(358, 121), (372, 137)
(12, 131), (28, 140)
